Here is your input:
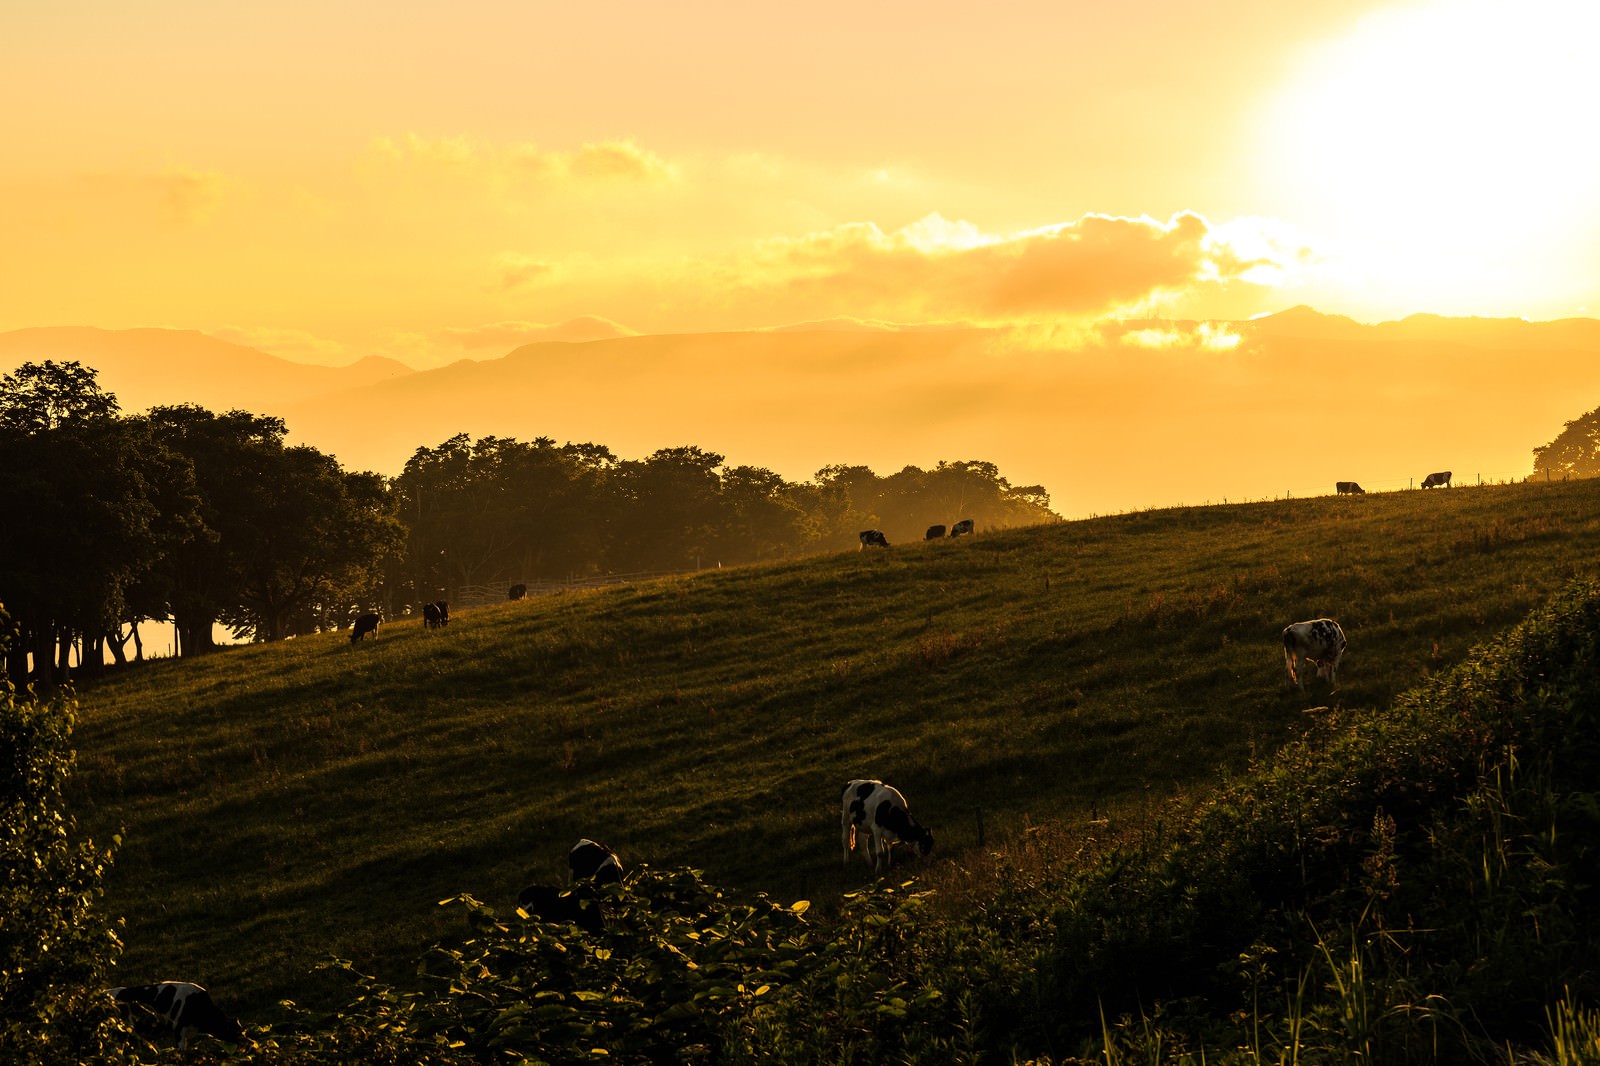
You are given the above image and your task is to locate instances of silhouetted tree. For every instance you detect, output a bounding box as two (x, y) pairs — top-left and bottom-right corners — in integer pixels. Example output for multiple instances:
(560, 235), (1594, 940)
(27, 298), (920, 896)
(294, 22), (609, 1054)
(612, 446), (728, 570)
(1533, 405), (1600, 479)
(0, 363), (198, 689)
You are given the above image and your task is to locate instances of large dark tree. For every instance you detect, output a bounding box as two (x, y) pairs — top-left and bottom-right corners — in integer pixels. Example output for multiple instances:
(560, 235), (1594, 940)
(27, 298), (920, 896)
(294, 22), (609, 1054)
(0, 363), (199, 689)
(1533, 405), (1600, 479)
(216, 446), (403, 643)
(393, 434), (616, 598)
(146, 405), (404, 646)
(611, 446), (729, 571)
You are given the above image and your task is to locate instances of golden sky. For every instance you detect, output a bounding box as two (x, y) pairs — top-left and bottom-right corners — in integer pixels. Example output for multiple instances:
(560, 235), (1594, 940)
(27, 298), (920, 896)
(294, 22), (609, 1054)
(6, 0), (1597, 371)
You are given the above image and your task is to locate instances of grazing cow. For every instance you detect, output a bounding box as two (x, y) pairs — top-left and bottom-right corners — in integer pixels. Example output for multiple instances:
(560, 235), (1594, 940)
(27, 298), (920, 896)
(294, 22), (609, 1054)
(568, 838), (623, 884)
(517, 883), (605, 934)
(949, 518), (975, 537)
(1421, 470), (1452, 489)
(1336, 481), (1365, 495)
(108, 982), (246, 1050)
(859, 529), (890, 550)
(350, 612), (381, 643)
(925, 524), (947, 540)
(841, 779), (935, 874)
(1282, 618), (1348, 690)
(422, 600), (449, 628)
(509, 583), (528, 601)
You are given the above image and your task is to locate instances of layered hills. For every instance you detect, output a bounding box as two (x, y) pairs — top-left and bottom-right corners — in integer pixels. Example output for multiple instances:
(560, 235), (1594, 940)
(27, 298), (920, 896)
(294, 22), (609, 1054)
(7, 308), (1600, 516)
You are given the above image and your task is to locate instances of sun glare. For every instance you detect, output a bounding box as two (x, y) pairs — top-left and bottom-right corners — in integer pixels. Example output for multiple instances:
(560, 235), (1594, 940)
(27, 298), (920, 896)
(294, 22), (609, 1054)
(1260, 0), (1600, 317)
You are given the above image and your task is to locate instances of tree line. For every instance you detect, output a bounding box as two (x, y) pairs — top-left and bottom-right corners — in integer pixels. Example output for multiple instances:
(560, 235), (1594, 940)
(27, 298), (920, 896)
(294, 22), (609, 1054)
(0, 361), (1054, 689)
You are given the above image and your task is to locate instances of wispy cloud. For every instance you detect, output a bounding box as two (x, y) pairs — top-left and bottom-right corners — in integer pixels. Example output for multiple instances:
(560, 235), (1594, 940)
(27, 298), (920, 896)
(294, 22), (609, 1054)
(370, 133), (676, 186)
(438, 317), (638, 350)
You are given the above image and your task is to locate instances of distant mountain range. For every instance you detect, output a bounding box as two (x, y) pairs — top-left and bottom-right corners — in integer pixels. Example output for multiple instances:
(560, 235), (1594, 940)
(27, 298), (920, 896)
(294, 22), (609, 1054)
(0, 326), (414, 414)
(5, 308), (1599, 517)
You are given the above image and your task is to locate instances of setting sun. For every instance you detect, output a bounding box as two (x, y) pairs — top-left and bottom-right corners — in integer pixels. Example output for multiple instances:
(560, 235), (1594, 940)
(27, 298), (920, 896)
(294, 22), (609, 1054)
(1258, 0), (1600, 317)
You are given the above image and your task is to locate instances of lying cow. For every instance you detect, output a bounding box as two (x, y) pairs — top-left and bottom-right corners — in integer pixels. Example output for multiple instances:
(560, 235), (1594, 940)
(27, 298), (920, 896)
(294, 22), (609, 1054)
(841, 779), (935, 874)
(1421, 470), (1452, 489)
(1282, 618), (1347, 690)
(925, 524), (947, 540)
(949, 518), (975, 537)
(517, 883), (605, 934)
(1335, 481), (1365, 495)
(350, 612), (381, 643)
(859, 529), (889, 550)
(569, 838), (623, 884)
(108, 982), (246, 1050)
(422, 600), (450, 629)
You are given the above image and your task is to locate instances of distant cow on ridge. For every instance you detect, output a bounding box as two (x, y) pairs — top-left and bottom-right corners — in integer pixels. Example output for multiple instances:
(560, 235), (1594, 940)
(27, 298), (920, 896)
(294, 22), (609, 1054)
(350, 612), (381, 643)
(509, 583), (527, 601)
(422, 601), (449, 629)
(1336, 481), (1365, 495)
(925, 524), (947, 540)
(859, 529), (889, 550)
(1421, 471), (1452, 489)
(949, 518), (975, 537)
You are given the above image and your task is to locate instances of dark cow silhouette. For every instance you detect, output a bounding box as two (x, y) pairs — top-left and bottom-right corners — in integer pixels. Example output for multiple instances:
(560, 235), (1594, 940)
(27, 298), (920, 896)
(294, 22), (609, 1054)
(858, 529), (889, 550)
(949, 518), (975, 537)
(350, 612), (381, 643)
(568, 838), (623, 884)
(1336, 481), (1365, 494)
(517, 883), (605, 934)
(1282, 618), (1347, 690)
(108, 982), (245, 1050)
(925, 524), (947, 540)
(509, 583), (527, 601)
(423, 600), (449, 629)
(840, 779), (934, 874)
(1422, 470), (1452, 489)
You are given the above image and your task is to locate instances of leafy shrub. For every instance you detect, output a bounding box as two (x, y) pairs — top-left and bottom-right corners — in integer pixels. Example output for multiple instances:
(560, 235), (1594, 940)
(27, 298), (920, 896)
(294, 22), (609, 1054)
(0, 657), (132, 1063)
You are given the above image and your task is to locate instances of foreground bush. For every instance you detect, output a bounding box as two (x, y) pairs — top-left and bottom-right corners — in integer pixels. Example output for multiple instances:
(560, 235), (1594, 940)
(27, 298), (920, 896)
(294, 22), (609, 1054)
(0, 669), (133, 1064)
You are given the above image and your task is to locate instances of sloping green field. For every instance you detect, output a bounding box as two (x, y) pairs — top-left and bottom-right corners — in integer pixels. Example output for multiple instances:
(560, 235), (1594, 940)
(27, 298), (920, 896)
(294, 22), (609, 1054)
(69, 477), (1600, 1017)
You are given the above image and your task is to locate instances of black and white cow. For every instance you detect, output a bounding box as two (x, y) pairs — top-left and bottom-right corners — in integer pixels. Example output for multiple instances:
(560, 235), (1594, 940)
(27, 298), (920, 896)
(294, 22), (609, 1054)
(1421, 470), (1452, 489)
(841, 779), (935, 874)
(925, 524), (947, 540)
(568, 838), (623, 884)
(517, 883), (605, 934)
(422, 600), (450, 629)
(1335, 481), (1365, 495)
(350, 612), (381, 643)
(859, 529), (890, 550)
(949, 518), (975, 537)
(108, 982), (246, 1050)
(1282, 618), (1347, 690)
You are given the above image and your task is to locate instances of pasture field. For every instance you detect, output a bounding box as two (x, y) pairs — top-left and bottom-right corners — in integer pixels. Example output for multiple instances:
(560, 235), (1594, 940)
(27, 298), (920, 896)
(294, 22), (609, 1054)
(68, 476), (1600, 1019)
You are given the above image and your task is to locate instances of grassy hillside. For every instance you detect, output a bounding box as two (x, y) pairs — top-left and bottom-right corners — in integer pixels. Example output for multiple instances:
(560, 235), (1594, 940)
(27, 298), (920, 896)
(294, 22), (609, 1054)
(69, 477), (1600, 1019)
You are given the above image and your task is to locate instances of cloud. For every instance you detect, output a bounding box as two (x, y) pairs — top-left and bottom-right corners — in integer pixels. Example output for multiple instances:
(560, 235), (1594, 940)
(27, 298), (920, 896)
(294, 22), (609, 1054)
(1115, 322), (1243, 351)
(731, 211), (1311, 325)
(371, 132), (675, 186)
(495, 252), (555, 291)
(158, 169), (227, 226)
(210, 325), (352, 362)
(439, 317), (639, 350)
